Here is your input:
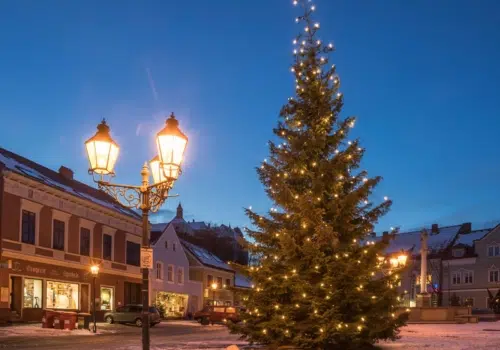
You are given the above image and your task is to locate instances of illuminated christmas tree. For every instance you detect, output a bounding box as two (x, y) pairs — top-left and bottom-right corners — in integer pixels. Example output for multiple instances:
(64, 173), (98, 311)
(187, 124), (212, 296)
(228, 1), (407, 349)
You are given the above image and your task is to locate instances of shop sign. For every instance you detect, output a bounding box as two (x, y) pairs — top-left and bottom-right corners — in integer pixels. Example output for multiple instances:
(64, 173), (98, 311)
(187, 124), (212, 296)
(140, 248), (153, 269)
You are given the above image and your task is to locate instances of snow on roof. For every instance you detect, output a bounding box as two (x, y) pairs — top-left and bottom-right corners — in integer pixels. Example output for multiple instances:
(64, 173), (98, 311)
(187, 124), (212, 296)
(235, 272), (252, 289)
(0, 148), (140, 220)
(181, 240), (234, 272)
(372, 224), (464, 255)
(454, 229), (491, 247)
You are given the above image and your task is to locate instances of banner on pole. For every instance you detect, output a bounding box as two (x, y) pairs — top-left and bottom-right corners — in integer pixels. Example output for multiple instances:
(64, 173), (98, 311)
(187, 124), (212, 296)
(140, 248), (153, 269)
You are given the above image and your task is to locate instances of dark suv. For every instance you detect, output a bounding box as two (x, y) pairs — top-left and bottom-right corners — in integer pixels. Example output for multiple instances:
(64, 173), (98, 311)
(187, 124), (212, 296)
(104, 305), (161, 327)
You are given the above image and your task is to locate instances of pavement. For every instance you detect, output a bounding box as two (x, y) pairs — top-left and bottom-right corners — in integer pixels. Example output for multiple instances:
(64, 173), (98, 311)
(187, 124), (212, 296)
(0, 320), (248, 350)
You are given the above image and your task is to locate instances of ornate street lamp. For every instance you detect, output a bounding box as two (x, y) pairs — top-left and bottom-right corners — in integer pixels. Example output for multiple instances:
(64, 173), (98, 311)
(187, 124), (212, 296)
(84, 113), (188, 350)
(90, 265), (99, 333)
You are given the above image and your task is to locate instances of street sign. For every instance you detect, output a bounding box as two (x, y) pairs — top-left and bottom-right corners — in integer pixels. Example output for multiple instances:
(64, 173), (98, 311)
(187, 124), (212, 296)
(140, 248), (153, 269)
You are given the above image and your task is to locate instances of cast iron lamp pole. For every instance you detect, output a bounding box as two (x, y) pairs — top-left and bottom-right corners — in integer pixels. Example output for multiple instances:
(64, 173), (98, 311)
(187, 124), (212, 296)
(90, 265), (99, 333)
(84, 113), (188, 350)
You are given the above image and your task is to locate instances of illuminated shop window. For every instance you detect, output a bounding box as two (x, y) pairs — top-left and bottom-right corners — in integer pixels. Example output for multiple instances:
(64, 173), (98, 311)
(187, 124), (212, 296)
(23, 278), (42, 308)
(100, 287), (114, 311)
(46, 281), (79, 309)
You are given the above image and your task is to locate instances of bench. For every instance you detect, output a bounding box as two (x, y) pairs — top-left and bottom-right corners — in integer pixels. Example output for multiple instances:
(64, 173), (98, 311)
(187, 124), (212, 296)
(454, 315), (479, 324)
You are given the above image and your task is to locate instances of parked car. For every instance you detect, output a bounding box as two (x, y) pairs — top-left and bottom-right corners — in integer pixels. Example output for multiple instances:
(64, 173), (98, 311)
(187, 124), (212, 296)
(193, 306), (240, 325)
(104, 305), (161, 327)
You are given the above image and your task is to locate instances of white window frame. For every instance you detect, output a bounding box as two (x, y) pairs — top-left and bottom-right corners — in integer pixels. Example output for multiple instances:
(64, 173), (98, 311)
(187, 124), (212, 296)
(452, 271), (461, 285)
(487, 243), (500, 257)
(488, 266), (499, 283)
(177, 267), (184, 285)
(51, 209), (71, 252)
(167, 264), (174, 283)
(463, 270), (474, 284)
(102, 227), (116, 262)
(78, 218), (95, 257)
(156, 261), (163, 281)
(19, 199), (43, 245)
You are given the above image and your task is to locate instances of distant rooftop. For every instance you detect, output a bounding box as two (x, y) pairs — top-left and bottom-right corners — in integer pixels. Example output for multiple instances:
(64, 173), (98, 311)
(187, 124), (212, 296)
(454, 228), (492, 247)
(181, 239), (234, 272)
(0, 148), (141, 220)
(235, 272), (252, 289)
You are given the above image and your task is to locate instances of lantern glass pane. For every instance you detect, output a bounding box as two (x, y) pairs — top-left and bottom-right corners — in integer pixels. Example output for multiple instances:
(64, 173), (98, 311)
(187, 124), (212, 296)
(157, 135), (187, 168)
(107, 143), (119, 174)
(86, 141), (97, 171)
(163, 163), (180, 180)
(150, 158), (166, 184)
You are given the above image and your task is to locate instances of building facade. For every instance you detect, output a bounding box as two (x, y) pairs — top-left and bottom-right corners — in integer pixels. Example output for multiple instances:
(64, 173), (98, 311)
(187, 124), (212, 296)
(149, 223), (203, 318)
(0, 148), (143, 322)
(181, 240), (235, 307)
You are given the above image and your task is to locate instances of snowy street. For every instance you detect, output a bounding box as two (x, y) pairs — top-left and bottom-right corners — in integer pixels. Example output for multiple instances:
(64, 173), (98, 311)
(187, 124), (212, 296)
(1, 321), (500, 349)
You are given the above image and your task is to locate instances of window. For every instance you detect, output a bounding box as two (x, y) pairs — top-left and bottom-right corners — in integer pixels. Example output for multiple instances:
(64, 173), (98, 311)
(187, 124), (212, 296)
(489, 269), (499, 283)
(100, 287), (114, 311)
(452, 248), (465, 258)
(156, 262), (163, 280)
(103, 234), (112, 261)
(488, 245), (500, 257)
(217, 277), (223, 287)
(463, 297), (474, 307)
(21, 210), (36, 245)
(126, 241), (140, 266)
(167, 265), (174, 282)
(463, 271), (473, 284)
(173, 243), (176, 252)
(225, 279), (231, 288)
(23, 278), (42, 308)
(177, 267), (184, 284)
(207, 275), (213, 287)
(80, 228), (91, 256)
(52, 219), (65, 251)
(46, 281), (79, 309)
(165, 241), (168, 249)
(452, 272), (461, 285)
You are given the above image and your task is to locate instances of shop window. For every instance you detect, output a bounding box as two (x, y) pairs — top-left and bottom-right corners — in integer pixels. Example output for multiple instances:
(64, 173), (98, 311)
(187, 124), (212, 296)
(21, 210), (36, 245)
(103, 234), (112, 261)
(126, 241), (140, 266)
(23, 278), (42, 308)
(155, 291), (188, 318)
(80, 228), (91, 256)
(167, 265), (174, 282)
(46, 281), (79, 309)
(177, 267), (184, 284)
(100, 287), (114, 311)
(53, 219), (65, 251)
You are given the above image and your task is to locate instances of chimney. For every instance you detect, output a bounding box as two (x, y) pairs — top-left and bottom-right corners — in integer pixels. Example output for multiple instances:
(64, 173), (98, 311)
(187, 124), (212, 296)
(431, 224), (439, 234)
(459, 222), (472, 234)
(59, 166), (74, 180)
(382, 231), (389, 243)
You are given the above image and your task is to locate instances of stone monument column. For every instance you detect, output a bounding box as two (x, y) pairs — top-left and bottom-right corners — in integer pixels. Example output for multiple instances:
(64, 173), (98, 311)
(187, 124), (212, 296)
(416, 229), (431, 307)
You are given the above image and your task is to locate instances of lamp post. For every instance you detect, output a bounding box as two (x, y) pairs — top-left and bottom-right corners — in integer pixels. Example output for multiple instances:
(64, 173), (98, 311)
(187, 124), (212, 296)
(211, 283), (218, 306)
(84, 113), (188, 350)
(90, 265), (99, 333)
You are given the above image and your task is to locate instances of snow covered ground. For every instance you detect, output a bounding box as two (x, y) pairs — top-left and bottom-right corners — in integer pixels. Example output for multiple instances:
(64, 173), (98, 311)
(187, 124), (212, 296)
(2, 322), (500, 349)
(379, 323), (500, 349)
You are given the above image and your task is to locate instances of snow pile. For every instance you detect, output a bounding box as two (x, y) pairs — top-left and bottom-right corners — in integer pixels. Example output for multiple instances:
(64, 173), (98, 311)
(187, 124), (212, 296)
(380, 323), (500, 349)
(0, 324), (99, 337)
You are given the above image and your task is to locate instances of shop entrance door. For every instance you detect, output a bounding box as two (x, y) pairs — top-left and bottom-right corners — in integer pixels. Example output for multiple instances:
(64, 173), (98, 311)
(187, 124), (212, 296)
(81, 284), (90, 312)
(9, 276), (22, 315)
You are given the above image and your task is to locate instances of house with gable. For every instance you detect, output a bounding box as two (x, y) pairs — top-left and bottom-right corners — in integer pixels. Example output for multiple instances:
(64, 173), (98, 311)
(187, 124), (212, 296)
(441, 225), (499, 308)
(149, 223), (203, 318)
(181, 240), (236, 307)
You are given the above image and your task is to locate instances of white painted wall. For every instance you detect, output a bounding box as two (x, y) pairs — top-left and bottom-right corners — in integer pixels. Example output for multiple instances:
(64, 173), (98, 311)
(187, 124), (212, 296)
(150, 224), (203, 315)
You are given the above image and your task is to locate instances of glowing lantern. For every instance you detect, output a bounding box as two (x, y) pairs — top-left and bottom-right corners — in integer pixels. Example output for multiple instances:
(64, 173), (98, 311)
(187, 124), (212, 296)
(85, 120), (119, 175)
(156, 113), (188, 180)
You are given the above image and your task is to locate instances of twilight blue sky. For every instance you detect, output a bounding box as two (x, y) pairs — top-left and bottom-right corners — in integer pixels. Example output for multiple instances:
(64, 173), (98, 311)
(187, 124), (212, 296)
(1, 0), (500, 233)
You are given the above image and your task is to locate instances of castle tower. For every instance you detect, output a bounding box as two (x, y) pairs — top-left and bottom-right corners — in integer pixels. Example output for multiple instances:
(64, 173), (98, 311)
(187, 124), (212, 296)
(176, 202), (184, 219)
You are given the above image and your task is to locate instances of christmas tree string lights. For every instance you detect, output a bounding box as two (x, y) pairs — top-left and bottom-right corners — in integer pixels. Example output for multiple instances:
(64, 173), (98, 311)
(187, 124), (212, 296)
(227, 1), (408, 349)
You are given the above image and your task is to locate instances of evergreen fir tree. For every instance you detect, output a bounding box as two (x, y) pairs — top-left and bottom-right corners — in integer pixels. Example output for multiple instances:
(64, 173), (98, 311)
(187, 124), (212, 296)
(228, 1), (407, 349)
